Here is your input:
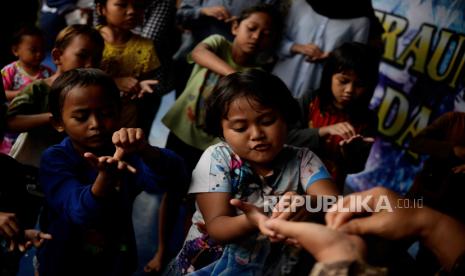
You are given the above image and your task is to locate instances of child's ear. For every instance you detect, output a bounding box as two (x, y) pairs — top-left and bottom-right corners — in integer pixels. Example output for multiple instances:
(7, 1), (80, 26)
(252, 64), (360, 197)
(231, 20), (239, 36)
(11, 45), (19, 57)
(51, 48), (62, 66)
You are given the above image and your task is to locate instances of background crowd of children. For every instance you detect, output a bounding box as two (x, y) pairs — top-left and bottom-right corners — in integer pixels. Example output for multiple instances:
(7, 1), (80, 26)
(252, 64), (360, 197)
(1, 0), (465, 275)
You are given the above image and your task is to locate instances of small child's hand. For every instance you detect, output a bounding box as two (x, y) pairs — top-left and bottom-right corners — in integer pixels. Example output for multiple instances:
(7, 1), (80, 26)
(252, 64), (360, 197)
(112, 128), (148, 159)
(271, 191), (305, 221)
(452, 163), (465, 174)
(319, 122), (357, 140)
(230, 199), (274, 237)
(84, 152), (137, 174)
(20, 230), (52, 251)
(115, 77), (139, 95)
(133, 79), (159, 99)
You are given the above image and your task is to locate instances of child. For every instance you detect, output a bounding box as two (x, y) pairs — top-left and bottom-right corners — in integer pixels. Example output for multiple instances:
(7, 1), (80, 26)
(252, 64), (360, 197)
(37, 68), (188, 276)
(1, 25), (53, 102)
(162, 4), (283, 172)
(6, 24), (104, 167)
(0, 25), (54, 154)
(288, 42), (380, 190)
(165, 69), (339, 275)
(95, 0), (161, 133)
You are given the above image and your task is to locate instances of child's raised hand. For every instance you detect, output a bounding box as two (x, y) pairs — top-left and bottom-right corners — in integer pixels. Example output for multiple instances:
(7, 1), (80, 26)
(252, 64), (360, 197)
(84, 152), (137, 174)
(230, 199), (274, 237)
(112, 128), (148, 159)
(318, 122), (357, 140)
(115, 77), (139, 95)
(339, 135), (375, 156)
(134, 79), (159, 99)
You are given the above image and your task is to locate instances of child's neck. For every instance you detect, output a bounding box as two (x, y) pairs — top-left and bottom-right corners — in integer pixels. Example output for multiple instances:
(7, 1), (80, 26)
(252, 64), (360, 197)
(232, 47), (254, 67)
(100, 26), (132, 45)
(17, 60), (41, 77)
(250, 163), (274, 177)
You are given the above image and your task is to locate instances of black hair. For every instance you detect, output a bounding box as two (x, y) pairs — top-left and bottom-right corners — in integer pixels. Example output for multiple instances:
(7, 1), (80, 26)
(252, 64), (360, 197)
(319, 42), (381, 117)
(236, 4), (284, 37)
(11, 25), (45, 47)
(49, 68), (121, 121)
(94, 0), (145, 25)
(205, 69), (299, 138)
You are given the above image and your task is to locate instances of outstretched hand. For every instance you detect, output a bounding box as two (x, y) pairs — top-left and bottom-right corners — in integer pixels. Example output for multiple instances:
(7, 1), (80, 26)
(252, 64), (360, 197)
(230, 199), (275, 237)
(265, 219), (365, 263)
(325, 187), (421, 240)
(83, 152), (137, 174)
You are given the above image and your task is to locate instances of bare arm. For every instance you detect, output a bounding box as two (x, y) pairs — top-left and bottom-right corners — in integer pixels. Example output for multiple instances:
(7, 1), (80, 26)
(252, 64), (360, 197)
(196, 192), (256, 242)
(419, 207), (465, 270)
(191, 43), (235, 76)
(5, 90), (21, 102)
(7, 113), (52, 132)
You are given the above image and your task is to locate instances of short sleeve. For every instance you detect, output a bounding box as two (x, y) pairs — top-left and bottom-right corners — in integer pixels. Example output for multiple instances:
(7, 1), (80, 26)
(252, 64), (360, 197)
(299, 148), (332, 191)
(186, 34), (228, 64)
(1, 63), (15, 90)
(188, 144), (233, 194)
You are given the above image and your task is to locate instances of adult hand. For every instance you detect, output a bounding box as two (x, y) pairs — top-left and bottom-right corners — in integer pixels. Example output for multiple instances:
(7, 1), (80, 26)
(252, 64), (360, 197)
(200, 6), (231, 21)
(325, 187), (423, 240)
(265, 219), (365, 263)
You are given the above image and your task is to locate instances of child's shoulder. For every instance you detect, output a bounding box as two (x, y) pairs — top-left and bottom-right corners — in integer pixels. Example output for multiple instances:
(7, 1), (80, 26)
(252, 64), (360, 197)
(201, 34), (229, 45)
(1, 61), (19, 75)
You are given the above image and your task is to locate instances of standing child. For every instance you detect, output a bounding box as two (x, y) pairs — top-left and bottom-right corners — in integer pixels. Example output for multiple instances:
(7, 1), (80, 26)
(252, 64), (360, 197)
(162, 4), (283, 172)
(165, 69), (339, 275)
(37, 68), (188, 276)
(95, 0), (161, 133)
(1, 25), (53, 102)
(6, 24), (104, 167)
(288, 42), (380, 190)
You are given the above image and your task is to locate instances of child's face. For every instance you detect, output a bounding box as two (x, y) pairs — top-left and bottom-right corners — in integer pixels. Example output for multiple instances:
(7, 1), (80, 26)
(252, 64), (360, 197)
(101, 0), (144, 30)
(13, 35), (45, 68)
(54, 34), (103, 72)
(232, 12), (274, 56)
(331, 70), (368, 109)
(57, 84), (119, 154)
(221, 97), (287, 169)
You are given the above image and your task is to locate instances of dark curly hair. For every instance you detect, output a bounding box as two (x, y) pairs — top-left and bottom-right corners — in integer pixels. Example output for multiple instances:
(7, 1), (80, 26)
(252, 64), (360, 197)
(205, 69), (299, 138)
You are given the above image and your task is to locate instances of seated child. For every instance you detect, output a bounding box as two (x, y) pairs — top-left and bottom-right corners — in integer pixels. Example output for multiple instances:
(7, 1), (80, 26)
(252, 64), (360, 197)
(288, 42), (380, 190)
(165, 69), (338, 275)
